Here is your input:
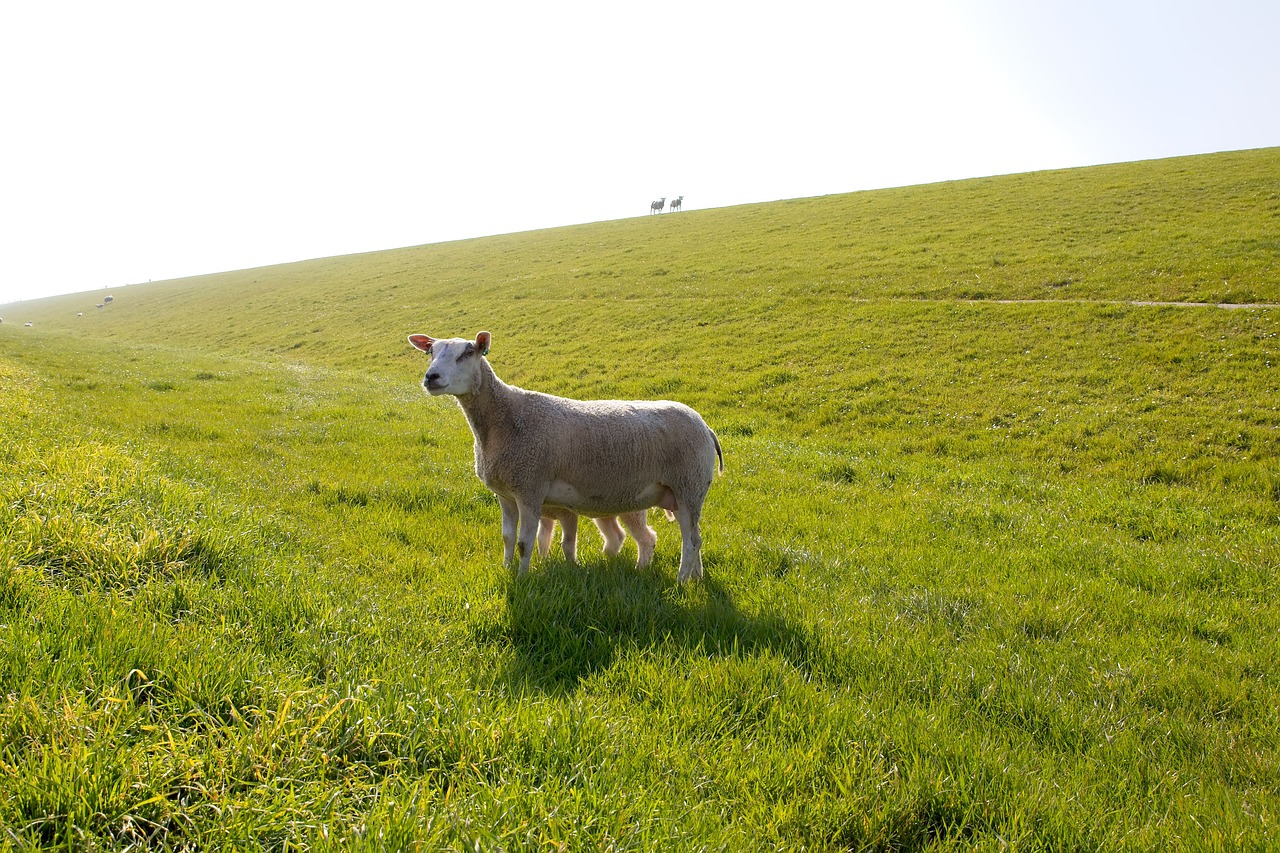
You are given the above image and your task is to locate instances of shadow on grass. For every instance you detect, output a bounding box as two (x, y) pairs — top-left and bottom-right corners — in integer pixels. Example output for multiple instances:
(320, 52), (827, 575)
(489, 556), (815, 694)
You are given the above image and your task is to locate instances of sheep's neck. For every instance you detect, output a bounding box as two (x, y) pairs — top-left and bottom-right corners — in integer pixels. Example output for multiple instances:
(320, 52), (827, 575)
(456, 363), (514, 449)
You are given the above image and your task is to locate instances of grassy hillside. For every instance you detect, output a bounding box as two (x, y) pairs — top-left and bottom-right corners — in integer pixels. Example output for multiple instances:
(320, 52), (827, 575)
(8, 147), (1280, 358)
(2, 148), (1278, 849)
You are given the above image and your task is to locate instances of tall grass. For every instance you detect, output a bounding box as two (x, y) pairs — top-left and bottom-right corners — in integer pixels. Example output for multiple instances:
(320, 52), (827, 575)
(2, 148), (1278, 849)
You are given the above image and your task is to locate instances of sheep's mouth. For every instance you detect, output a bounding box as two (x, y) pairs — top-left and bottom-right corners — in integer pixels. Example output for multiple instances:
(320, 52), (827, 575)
(425, 378), (448, 393)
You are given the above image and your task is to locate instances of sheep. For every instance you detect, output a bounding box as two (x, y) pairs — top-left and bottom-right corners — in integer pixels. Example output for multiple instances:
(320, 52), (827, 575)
(535, 507), (657, 567)
(650, 197), (665, 214)
(77, 312), (84, 318)
(103, 295), (113, 303)
(670, 195), (684, 212)
(407, 331), (722, 582)
(24, 322), (33, 327)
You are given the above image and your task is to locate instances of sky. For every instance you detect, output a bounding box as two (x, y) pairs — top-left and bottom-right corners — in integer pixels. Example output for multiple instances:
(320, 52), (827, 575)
(2, 0), (1277, 305)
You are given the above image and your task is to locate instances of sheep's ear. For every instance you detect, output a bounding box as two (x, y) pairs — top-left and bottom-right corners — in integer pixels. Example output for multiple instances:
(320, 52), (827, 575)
(476, 331), (491, 356)
(407, 334), (435, 353)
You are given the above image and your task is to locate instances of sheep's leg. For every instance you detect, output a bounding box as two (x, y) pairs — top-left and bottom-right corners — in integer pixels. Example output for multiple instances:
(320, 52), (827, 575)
(514, 499), (542, 575)
(619, 510), (657, 568)
(536, 517), (556, 558)
(559, 513), (579, 564)
(497, 496), (519, 565)
(537, 510), (579, 563)
(674, 501), (705, 583)
(592, 517), (626, 556)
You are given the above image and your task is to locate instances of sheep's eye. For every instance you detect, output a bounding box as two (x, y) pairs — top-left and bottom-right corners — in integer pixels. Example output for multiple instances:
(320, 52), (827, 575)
(457, 345), (475, 361)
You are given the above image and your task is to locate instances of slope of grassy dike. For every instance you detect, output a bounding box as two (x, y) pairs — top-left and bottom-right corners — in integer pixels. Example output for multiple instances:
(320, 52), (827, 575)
(1, 148), (1278, 849)
(9, 147), (1280, 366)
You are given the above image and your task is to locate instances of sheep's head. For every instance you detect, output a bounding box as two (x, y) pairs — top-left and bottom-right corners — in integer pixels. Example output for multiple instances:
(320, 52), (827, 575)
(408, 331), (491, 397)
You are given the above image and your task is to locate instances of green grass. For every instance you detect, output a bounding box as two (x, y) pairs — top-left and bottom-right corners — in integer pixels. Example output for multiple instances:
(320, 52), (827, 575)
(2, 147), (1279, 849)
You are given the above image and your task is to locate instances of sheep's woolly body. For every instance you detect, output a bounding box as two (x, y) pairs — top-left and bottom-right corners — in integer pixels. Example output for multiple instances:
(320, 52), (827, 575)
(460, 360), (712, 515)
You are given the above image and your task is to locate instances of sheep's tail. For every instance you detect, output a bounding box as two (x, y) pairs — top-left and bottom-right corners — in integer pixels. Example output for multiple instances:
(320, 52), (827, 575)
(711, 429), (724, 474)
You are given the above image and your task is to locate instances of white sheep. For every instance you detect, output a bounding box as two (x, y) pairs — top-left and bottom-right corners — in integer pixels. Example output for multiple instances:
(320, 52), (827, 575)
(408, 331), (723, 582)
(536, 506), (655, 567)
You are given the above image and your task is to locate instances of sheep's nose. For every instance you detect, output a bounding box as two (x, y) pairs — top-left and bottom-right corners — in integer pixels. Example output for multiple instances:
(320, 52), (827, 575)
(426, 372), (440, 383)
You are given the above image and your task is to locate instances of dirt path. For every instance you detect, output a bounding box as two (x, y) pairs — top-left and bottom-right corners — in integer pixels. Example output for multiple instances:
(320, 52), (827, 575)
(980, 299), (1279, 309)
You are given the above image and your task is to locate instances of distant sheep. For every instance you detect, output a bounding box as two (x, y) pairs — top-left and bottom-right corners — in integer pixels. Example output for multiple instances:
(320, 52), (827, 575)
(96, 304), (104, 309)
(650, 197), (666, 214)
(670, 195), (684, 212)
(103, 295), (113, 303)
(24, 322), (33, 327)
(77, 312), (84, 317)
(407, 331), (722, 582)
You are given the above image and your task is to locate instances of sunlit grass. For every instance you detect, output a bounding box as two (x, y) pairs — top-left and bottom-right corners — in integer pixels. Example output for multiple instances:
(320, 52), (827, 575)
(2, 148), (1279, 849)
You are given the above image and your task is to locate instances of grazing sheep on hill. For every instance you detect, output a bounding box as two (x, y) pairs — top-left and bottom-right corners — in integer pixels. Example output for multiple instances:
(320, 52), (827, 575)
(103, 295), (113, 303)
(407, 331), (722, 582)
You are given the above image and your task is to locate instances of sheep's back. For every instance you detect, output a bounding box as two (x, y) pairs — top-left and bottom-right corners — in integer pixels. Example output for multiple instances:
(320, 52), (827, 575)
(525, 393), (715, 477)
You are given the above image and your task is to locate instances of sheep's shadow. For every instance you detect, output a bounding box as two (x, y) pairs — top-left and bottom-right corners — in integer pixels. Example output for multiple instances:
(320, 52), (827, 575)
(488, 555), (815, 694)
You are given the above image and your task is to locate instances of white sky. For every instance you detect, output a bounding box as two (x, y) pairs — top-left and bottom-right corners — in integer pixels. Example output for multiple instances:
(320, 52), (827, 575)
(2, 0), (1277, 304)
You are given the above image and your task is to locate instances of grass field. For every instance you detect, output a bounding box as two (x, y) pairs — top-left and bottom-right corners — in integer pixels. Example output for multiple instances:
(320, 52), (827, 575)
(2, 147), (1279, 849)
